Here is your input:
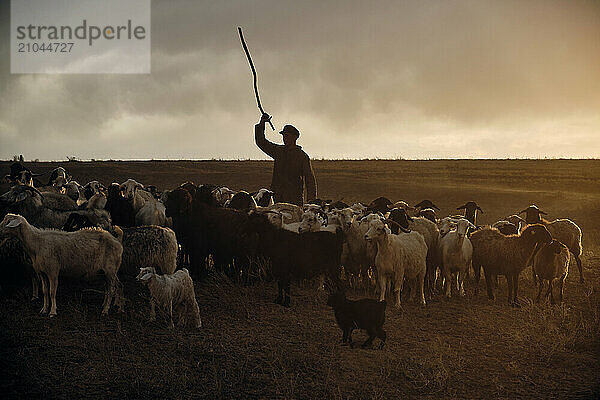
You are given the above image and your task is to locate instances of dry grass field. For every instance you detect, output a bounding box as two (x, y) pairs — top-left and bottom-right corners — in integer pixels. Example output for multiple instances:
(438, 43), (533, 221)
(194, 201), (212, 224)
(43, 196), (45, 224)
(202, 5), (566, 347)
(0, 159), (599, 399)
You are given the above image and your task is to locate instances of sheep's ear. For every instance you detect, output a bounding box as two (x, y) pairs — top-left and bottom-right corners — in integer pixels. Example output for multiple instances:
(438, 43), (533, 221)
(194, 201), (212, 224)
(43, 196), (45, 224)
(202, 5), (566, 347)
(6, 218), (22, 228)
(139, 272), (153, 281)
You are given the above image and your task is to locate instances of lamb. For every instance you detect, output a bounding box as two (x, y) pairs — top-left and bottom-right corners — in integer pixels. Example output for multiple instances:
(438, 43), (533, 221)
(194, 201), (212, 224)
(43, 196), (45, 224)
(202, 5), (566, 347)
(0, 213), (124, 316)
(518, 204), (584, 282)
(470, 224), (552, 306)
(136, 267), (202, 329)
(365, 217), (428, 307)
(438, 218), (475, 297)
(527, 240), (570, 304)
(456, 201), (483, 225)
(327, 290), (386, 349)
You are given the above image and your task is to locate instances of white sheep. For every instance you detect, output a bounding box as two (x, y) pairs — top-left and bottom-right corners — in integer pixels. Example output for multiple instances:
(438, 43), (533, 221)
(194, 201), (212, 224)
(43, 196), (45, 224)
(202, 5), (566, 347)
(135, 199), (169, 227)
(438, 218), (475, 297)
(365, 217), (427, 307)
(120, 179), (154, 214)
(0, 213), (124, 317)
(136, 267), (202, 329)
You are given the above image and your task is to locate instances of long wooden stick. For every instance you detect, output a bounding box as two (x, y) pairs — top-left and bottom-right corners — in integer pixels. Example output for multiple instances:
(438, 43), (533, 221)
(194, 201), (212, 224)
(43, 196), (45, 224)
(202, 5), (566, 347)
(238, 27), (275, 131)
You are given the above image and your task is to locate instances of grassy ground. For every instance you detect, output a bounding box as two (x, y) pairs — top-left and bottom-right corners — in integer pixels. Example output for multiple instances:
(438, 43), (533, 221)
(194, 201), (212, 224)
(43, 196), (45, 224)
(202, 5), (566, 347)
(0, 159), (599, 399)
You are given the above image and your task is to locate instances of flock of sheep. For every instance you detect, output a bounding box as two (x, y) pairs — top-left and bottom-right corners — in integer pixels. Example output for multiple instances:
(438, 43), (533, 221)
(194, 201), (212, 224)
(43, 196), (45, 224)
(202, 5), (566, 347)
(0, 163), (585, 342)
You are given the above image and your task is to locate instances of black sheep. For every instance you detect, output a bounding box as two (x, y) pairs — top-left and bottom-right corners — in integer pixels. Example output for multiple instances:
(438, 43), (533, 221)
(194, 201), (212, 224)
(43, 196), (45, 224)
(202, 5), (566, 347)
(327, 291), (386, 349)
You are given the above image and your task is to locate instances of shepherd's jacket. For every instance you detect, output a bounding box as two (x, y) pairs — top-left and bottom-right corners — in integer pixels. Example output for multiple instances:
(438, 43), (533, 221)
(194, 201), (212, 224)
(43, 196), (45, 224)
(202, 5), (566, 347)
(255, 123), (317, 206)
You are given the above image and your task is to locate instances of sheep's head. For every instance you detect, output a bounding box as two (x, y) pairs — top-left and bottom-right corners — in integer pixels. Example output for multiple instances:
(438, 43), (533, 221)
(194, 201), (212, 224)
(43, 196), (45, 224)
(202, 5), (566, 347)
(365, 217), (389, 241)
(164, 188), (192, 218)
(548, 240), (565, 255)
(521, 224), (552, 245)
(253, 188), (274, 207)
(120, 179), (143, 201)
(414, 199), (439, 211)
(1, 184), (43, 207)
(298, 210), (325, 233)
(518, 204), (547, 224)
(136, 267), (157, 283)
(455, 218), (476, 239)
(330, 208), (354, 231)
(326, 291), (346, 308)
(417, 208), (437, 223)
(388, 208), (412, 230)
(0, 213), (26, 231)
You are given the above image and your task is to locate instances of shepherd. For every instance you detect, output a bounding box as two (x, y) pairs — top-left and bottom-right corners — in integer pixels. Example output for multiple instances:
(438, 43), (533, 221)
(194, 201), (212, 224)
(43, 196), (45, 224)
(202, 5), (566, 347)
(254, 113), (317, 206)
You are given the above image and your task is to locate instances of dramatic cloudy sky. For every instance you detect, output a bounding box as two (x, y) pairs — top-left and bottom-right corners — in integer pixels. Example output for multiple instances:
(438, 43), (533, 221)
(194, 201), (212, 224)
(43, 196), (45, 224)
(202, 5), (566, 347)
(1, 0), (599, 160)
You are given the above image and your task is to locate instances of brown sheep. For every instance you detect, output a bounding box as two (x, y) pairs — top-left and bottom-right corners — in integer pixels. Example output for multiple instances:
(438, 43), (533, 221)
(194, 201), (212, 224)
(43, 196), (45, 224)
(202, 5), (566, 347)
(528, 240), (570, 304)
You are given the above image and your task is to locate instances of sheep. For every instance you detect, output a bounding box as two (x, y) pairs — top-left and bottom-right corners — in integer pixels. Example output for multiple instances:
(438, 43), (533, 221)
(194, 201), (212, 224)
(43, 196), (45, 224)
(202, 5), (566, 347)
(456, 201), (483, 225)
(518, 204), (584, 282)
(388, 208), (440, 298)
(527, 240), (570, 304)
(0, 231), (37, 300)
(366, 196), (393, 214)
(120, 179), (154, 214)
(62, 214), (179, 279)
(438, 218), (475, 297)
(85, 192), (107, 210)
(2, 184), (112, 230)
(327, 290), (386, 349)
(470, 224), (552, 306)
(135, 199), (168, 227)
(137, 267), (201, 329)
(416, 208), (437, 223)
(335, 213), (377, 289)
(243, 211), (344, 307)
(0, 213), (124, 316)
(47, 167), (68, 186)
(62, 181), (85, 204)
(492, 220), (519, 236)
(252, 188), (275, 207)
(83, 180), (106, 200)
(364, 216), (428, 307)
(414, 200), (439, 213)
(105, 183), (136, 227)
(226, 190), (257, 211)
(506, 215), (525, 232)
(259, 202), (304, 224)
(214, 186), (237, 206)
(38, 190), (78, 211)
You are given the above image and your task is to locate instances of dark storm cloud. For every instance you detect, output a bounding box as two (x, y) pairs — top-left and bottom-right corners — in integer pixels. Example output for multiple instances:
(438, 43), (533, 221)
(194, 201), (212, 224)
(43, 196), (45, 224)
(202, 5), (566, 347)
(1, 0), (599, 159)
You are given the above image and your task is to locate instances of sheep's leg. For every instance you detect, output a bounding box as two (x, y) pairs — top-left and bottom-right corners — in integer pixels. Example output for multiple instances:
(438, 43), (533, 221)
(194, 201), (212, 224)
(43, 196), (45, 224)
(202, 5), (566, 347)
(483, 269), (495, 301)
(101, 279), (114, 316)
(458, 271), (466, 297)
(559, 277), (566, 303)
(31, 273), (39, 301)
(342, 329), (349, 344)
(506, 274), (514, 306)
(535, 280), (544, 303)
(394, 272), (404, 308)
(348, 329), (354, 348)
(378, 274), (387, 303)
(377, 329), (387, 349)
(39, 273), (49, 314)
(532, 264), (537, 285)
(274, 279), (283, 304)
(362, 329), (376, 348)
(191, 300), (202, 329)
(168, 300), (174, 329)
(149, 299), (157, 321)
(574, 253), (584, 283)
(417, 272), (426, 306)
(547, 280), (555, 305)
(473, 263), (481, 296)
(48, 272), (58, 317)
(283, 279), (291, 308)
(443, 268), (451, 298)
(512, 275), (521, 307)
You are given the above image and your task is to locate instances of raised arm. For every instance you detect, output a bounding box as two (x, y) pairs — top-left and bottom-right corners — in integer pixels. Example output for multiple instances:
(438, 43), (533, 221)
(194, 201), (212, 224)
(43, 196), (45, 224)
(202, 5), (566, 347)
(254, 113), (280, 159)
(303, 154), (317, 202)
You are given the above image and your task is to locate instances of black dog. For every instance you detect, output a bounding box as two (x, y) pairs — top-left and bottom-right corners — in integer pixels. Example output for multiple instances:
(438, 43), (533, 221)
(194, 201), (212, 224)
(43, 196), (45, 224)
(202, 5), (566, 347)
(327, 291), (386, 349)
